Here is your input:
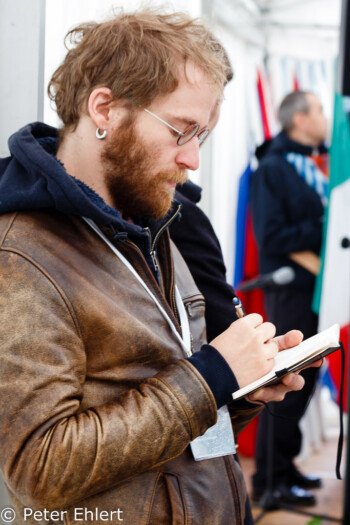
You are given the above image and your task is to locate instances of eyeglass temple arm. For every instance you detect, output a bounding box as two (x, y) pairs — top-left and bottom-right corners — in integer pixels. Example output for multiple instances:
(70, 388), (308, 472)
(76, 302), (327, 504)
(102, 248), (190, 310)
(143, 108), (185, 137)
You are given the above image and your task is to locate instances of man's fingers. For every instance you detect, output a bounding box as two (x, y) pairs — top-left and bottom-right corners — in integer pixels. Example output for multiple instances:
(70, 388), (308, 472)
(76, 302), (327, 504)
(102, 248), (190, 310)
(281, 373), (305, 389)
(236, 315), (276, 340)
(246, 373), (305, 404)
(313, 357), (324, 368)
(234, 313), (263, 328)
(301, 357), (324, 370)
(234, 313), (278, 344)
(274, 330), (303, 351)
(264, 341), (279, 360)
(257, 321), (276, 343)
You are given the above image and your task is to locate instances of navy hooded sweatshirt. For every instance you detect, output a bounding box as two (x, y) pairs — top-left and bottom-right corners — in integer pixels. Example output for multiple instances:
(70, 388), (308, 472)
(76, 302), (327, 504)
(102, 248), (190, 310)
(250, 131), (326, 291)
(0, 122), (242, 409)
(171, 181), (239, 341)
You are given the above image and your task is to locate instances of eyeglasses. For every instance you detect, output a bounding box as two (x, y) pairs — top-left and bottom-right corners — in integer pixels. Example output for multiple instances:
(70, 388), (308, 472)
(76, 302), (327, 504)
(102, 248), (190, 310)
(143, 108), (210, 146)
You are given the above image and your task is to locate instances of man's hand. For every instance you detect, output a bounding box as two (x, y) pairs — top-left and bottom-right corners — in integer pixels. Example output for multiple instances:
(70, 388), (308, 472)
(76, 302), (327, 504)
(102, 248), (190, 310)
(210, 314), (279, 388)
(246, 329), (323, 404)
(246, 371), (305, 404)
(210, 319), (324, 405)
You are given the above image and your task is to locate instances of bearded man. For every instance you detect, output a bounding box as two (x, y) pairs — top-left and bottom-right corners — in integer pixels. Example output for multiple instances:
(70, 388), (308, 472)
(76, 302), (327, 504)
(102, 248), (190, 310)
(0, 10), (320, 525)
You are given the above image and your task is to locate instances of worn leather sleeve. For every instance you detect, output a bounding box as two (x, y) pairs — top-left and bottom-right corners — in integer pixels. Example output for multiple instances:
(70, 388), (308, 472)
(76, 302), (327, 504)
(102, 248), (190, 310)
(0, 250), (217, 510)
(228, 401), (263, 436)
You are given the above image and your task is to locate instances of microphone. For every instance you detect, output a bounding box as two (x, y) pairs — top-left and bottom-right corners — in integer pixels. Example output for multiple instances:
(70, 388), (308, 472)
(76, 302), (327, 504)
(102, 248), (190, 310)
(341, 237), (350, 248)
(238, 266), (295, 292)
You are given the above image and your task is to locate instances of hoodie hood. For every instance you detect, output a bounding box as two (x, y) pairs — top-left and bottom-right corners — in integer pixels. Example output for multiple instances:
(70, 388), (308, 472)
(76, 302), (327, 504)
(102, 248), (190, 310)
(0, 122), (180, 244)
(255, 131), (327, 161)
(175, 180), (202, 204)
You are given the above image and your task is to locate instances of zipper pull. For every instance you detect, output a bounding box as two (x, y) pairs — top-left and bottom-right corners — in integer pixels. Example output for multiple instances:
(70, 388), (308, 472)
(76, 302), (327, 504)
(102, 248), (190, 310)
(150, 250), (159, 272)
(185, 302), (193, 318)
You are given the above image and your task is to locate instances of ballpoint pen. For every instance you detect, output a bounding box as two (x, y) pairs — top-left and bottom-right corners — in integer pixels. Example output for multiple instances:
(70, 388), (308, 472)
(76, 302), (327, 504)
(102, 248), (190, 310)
(232, 296), (246, 318)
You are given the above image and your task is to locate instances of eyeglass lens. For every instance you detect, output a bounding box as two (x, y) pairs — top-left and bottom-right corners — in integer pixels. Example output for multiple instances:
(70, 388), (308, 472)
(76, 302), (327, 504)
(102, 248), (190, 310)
(177, 125), (209, 146)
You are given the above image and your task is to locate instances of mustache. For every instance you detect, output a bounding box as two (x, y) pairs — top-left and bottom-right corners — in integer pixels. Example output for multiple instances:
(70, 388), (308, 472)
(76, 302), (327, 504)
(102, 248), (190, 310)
(156, 169), (188, 186)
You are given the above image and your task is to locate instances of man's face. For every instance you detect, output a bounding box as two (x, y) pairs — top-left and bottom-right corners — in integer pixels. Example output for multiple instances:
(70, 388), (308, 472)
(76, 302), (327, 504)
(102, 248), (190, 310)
(303, 93), (328, 146)
(101, 61), (219, 219)
(101, 118), (188, 219)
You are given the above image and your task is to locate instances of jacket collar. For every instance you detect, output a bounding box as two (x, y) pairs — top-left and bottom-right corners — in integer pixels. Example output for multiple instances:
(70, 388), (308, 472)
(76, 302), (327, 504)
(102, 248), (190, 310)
(256, 131), (328, 160)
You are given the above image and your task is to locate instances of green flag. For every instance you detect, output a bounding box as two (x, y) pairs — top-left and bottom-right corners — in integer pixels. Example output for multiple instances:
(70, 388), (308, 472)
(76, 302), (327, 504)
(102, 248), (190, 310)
(314, 91), (350, 334)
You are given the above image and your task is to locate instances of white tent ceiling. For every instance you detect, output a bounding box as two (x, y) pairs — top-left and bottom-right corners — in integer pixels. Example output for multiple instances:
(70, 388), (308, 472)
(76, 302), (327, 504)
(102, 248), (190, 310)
(242, 0), (341, 26)
(212, 0), (341, 37)
(257, 0), (341, 31)
(211, 0), (341, 58)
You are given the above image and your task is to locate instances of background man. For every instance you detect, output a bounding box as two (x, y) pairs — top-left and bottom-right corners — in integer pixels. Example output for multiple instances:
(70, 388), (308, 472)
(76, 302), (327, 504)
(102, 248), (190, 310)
(0, 12), (318, 524)
(250, 90), (328, 506)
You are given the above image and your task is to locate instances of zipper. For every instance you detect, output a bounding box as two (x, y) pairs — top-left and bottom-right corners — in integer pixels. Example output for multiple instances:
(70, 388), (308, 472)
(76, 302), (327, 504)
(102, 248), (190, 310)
(142, 227), (157, 273)
(84, 217), (190, 356)
(150, 250), (159, 272)
(111, 235), (182, 334)
(170, 276), (178, 325)
(113, 204), (182, 320)
(149, 204), (182, 273)
(185, 303), (193, 318)
(122, 236), (182, 329)
(135, 230), (178, 322)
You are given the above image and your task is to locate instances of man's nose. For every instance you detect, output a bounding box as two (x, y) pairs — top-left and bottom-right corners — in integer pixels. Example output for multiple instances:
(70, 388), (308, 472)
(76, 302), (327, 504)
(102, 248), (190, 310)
(175, 138), (200, 171)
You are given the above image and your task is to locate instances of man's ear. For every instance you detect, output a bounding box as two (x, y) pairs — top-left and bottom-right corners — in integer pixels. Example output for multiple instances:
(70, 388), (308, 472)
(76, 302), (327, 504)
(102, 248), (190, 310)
(88, 87), (126, 131)
(293, 111), (307, 131)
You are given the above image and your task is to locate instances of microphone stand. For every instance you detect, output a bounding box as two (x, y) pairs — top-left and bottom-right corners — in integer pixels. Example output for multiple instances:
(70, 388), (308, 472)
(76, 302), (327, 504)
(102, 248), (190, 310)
(251, 284), (342, 524)
(342, 236), (350, 525)
(255, 403), (279, 512)
(343, 337), (350, 525)
(254, 409), (342, 523)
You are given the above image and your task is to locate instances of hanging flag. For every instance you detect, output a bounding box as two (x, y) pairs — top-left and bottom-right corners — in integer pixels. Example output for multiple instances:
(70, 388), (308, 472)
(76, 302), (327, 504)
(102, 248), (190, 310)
(233, 161), (266, 320)
(234, 66), (273, 303)
(293, 68), (300, 91)
(313, 92), (350, 408)
(234, 66), (273, 456)
(234, 66), (273, 317)
(233, 161), (264, 457)
(257, 68), (272, 140)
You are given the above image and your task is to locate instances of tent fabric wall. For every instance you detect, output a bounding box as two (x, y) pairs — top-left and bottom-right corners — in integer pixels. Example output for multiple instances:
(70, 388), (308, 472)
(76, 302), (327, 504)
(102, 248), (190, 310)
(43, 0), (201, 128)
(210, 28), (265, 282)
(0, 0), (45, 157)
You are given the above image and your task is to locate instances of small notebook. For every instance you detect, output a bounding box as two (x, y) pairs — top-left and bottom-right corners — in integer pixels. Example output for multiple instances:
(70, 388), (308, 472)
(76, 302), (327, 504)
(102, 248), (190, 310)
(232, 324), (340, 401)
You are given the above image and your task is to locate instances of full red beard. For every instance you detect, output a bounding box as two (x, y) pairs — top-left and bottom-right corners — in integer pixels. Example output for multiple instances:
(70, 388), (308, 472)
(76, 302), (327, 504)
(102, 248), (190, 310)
(101, 119), (188, 219)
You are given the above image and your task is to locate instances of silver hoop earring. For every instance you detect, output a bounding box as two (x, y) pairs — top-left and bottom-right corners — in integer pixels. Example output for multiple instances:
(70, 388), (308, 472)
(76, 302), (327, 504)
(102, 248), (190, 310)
(96, 127), (107, 140)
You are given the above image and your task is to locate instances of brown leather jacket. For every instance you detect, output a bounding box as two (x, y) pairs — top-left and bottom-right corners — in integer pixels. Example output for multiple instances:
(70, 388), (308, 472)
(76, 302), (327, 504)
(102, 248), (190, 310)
(0, 210), (261, 525)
